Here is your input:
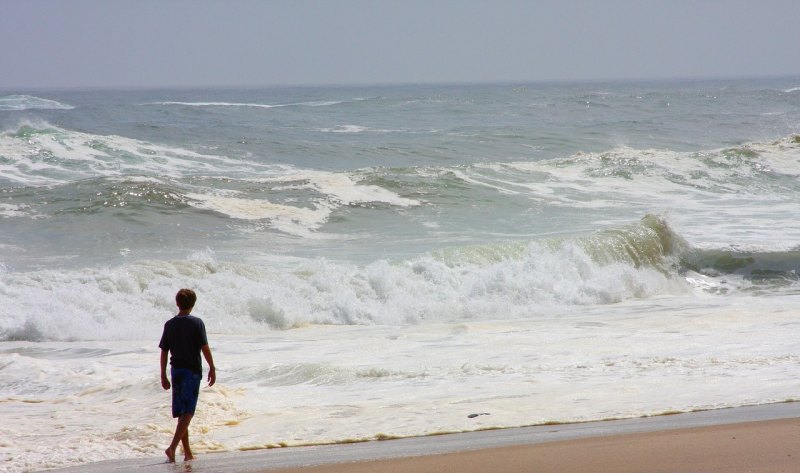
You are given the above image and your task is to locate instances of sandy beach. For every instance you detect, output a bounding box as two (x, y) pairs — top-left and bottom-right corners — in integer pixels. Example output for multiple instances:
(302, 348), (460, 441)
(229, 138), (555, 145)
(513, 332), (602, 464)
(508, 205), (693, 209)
(265, 418), (800, 473)
(50, 402), (800, 473)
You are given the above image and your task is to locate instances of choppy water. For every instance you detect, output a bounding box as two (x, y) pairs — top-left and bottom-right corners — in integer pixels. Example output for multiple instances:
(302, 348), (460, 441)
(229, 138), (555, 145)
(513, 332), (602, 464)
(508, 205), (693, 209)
(1, 79), (799, 471)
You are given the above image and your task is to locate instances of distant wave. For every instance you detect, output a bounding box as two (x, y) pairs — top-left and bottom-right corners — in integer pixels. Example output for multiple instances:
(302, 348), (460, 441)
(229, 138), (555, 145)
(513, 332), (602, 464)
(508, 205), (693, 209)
(318, 125), (410, 133)
(0, 121), (270, 186)
(784, 87), (800, 93)
(0, 95), (74, 111)
(0, 121), (421, 237)
(319, 125), (369, 133)
(149, 101), (282, 109)
(145, 100), (348, 109)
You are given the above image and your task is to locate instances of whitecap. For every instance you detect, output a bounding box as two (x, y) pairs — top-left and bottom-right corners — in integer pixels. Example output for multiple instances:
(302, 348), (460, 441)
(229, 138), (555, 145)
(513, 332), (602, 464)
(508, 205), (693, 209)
(145, 100), (346, 109)
(146, 101), (281, 109)
(319, 125), (369, 133)
(0, 95), (74, 111)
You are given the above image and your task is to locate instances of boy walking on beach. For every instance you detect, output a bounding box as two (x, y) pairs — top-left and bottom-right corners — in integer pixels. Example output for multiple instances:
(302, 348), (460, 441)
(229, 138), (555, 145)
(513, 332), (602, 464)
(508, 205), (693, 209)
(159, 288), (216, 463)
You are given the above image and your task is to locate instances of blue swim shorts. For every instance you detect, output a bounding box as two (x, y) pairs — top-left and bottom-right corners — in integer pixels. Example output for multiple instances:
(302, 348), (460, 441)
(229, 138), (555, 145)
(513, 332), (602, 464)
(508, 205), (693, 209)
(171, 367), (202, 418)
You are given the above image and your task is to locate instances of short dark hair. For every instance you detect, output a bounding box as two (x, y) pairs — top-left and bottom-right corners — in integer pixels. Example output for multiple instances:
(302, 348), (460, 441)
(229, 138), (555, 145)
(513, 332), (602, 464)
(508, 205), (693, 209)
(176, 288), (197, 310)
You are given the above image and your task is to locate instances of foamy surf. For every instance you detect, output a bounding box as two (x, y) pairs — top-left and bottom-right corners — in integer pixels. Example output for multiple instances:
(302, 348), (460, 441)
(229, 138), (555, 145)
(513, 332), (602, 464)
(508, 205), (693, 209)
(4, 295), (800, 472)
(3, 215), (796, 344)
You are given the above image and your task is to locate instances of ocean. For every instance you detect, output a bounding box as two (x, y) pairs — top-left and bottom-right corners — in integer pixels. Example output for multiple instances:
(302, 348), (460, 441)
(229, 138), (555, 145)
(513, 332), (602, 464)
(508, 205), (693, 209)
(1, 78), (799, 471)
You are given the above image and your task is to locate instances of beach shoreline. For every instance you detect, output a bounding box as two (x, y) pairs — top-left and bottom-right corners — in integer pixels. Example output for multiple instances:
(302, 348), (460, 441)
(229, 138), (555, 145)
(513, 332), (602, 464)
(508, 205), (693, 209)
(265, 418), (800, 473)
(47, 402), (800, 473)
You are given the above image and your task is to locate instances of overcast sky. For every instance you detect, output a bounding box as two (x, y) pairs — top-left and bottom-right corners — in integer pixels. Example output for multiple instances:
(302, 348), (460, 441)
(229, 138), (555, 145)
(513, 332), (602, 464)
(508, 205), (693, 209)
(2, 0), (799, 89)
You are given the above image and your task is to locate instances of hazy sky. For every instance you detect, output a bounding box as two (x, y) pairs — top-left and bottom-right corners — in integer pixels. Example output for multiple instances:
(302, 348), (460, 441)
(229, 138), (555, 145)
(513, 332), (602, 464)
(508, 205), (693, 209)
(2, 0), (799, 89)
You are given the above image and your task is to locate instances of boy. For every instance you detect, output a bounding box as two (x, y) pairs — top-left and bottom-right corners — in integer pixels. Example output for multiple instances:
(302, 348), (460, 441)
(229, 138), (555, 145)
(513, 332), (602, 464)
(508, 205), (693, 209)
(159, 288), (216, 463)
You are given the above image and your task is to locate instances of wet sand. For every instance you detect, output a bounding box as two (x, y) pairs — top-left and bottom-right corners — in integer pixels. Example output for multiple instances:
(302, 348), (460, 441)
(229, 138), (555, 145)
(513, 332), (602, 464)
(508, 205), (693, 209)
(266, 418), (800, 473)
(49, 402), (800, 473)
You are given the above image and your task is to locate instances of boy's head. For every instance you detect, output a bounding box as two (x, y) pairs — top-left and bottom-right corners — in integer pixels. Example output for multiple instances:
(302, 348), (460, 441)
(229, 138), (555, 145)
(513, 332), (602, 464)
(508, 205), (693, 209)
(176, 288), (197, 311)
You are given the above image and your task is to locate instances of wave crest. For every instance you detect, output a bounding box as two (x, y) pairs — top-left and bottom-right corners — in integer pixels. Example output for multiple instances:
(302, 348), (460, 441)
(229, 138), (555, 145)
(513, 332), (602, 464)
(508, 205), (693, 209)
(0, 217), (688, 341)
(0, 95), (74, 111)
(3, 214), (796, 342)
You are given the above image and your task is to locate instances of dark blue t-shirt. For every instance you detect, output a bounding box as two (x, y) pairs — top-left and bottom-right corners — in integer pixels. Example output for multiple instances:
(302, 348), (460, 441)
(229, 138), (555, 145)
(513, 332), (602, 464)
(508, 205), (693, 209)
(159, 314), (209, 374)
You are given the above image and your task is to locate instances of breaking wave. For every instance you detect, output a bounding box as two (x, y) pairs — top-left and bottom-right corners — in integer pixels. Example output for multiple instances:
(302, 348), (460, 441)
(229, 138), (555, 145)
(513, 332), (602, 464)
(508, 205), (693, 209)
(6, 214), (795, 342)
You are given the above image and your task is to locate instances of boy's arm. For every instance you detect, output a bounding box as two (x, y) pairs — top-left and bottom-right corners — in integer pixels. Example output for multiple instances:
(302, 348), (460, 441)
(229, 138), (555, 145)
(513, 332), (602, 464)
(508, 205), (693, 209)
(160, 349), (170, 390)
(201, 345), (216, 386)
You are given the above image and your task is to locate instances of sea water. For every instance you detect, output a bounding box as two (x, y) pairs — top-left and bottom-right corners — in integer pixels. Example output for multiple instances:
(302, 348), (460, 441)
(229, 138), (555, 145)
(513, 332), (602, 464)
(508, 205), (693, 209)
(1, 79), (800, 471)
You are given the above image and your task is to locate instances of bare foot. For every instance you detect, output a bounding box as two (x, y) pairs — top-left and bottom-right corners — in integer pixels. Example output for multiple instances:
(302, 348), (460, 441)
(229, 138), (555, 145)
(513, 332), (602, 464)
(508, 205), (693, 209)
(165, 448), (176, 463)
(184, 453), (194, 462)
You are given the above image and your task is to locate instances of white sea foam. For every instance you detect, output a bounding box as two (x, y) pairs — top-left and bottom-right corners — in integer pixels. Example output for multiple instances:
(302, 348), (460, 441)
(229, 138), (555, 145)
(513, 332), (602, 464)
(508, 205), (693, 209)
(184, 170), (420, 235)
(278, 170), (418, 208)
(3, 292), (799, 472)
(186, 192), (334, 237)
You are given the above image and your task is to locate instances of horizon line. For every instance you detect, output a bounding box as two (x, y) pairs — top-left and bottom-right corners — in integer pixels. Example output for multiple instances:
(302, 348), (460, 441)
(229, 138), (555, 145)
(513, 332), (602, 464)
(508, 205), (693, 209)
(2, 73), (799, 93)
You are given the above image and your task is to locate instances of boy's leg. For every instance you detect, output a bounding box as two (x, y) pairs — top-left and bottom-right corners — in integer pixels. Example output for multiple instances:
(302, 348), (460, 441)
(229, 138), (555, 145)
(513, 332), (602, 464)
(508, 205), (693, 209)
(181, 427), (194, 461)
(165, 414), (193, 463)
